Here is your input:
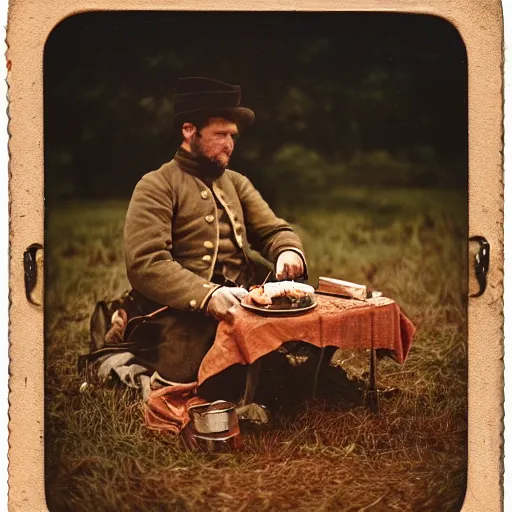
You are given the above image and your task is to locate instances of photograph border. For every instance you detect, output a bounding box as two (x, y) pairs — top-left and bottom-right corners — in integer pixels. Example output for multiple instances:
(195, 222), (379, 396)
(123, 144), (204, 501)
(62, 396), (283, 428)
(7, 0), (504, 510)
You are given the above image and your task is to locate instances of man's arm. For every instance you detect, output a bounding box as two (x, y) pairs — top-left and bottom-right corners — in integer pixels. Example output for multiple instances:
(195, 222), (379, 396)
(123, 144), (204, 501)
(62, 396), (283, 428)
(124, 171), (220, 312)
(231, 173), (308, 276)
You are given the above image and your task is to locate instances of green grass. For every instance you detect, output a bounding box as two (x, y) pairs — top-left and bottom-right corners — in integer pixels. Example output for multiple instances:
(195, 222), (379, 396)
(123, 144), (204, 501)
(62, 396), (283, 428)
(45, 188), (467, 511)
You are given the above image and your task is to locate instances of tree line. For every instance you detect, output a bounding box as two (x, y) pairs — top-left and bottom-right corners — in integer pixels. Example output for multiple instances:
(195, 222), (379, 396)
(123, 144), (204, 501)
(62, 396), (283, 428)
(44, 11), (468, 207)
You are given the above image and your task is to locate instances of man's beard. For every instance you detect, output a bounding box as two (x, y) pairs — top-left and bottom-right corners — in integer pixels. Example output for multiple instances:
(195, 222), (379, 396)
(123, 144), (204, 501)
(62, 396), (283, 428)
(190, 135), (231, 171)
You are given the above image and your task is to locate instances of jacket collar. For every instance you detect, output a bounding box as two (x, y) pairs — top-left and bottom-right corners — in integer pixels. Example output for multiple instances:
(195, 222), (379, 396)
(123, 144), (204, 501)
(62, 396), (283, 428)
(173, 147), (226, 184)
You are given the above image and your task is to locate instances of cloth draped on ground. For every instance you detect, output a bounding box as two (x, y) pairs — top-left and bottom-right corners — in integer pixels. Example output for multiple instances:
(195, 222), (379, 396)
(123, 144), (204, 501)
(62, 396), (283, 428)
(144, 382), (207, 434)
(144, 294), (415, 433)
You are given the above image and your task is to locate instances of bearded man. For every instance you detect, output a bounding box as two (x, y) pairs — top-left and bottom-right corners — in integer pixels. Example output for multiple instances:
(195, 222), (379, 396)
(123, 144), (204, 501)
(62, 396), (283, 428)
(122, 77), (307, 387)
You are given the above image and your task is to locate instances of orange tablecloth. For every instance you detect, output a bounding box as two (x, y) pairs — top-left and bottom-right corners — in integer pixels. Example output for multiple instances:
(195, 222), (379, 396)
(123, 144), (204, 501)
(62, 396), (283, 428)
(198, 294), (416, 386)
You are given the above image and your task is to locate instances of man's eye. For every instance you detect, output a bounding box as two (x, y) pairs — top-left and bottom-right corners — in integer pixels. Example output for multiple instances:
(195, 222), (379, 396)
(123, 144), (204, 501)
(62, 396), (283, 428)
(215, 132), (238, 142)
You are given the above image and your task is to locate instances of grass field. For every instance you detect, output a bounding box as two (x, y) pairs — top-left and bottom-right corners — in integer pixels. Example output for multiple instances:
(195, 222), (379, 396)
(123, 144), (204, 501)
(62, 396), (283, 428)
(45, 188), (468, 511)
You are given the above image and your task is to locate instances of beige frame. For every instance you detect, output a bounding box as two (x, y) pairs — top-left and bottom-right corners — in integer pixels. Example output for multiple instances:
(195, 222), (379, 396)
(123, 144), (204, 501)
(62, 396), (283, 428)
(7, 1), (504, 510)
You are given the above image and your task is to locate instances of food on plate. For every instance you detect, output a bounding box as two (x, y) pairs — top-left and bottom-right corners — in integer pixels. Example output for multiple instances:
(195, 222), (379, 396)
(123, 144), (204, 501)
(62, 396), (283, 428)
(246, 285), (273, 306)
(245, 281), (315, 309)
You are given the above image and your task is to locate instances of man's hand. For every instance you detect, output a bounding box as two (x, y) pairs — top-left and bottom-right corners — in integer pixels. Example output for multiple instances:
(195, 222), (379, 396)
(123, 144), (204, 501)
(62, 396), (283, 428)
(275, 251), (304, 281)
(207, 286), (248, 322)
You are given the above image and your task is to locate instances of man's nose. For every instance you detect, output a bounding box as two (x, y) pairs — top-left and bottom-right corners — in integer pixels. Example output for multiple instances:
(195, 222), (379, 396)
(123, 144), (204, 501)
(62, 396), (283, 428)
(227, 135), (236, 148)
(223, 136), (235, 151)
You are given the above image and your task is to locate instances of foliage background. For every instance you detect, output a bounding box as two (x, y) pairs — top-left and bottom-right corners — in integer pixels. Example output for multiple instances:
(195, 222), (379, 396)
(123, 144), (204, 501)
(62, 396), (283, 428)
(44, 11), (467, 206)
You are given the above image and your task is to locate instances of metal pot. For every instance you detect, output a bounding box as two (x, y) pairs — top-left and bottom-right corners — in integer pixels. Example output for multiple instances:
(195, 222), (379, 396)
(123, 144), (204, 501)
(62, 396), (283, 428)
(189, 400), (239, 434)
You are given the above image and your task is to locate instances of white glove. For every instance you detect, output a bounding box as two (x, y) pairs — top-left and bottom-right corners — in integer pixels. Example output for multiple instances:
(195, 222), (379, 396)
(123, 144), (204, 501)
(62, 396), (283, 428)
(207, 286), (248, 321)
(228, 287), (249, 301)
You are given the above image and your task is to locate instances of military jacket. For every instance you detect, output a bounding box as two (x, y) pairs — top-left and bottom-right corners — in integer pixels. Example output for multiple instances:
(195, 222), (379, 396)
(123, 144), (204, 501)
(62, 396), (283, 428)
(124, 150), (306, 314)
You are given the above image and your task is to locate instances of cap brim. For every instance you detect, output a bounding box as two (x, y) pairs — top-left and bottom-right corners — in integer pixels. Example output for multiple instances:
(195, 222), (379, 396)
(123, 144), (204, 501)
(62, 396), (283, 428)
(173, 107), (255, 129)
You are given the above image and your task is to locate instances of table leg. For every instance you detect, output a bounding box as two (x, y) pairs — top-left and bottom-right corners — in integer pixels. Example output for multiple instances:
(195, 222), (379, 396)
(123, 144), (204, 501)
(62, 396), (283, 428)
(367, 347), (380, 416)
(243, 359), (261, 405)
(312, 346), (326, 399)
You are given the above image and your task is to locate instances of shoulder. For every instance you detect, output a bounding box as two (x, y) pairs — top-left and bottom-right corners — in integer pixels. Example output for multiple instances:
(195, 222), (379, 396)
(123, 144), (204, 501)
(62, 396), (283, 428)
(224, 168), (245, 179)
(224, 168), (252, 189)
(135, 160), (187, 192)
(140, 160), (178, 184)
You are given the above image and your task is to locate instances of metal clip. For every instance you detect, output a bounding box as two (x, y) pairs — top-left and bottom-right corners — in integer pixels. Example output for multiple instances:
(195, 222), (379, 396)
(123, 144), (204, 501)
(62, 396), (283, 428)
(23, 243), (43, 306)
(469, 236), (490, 298)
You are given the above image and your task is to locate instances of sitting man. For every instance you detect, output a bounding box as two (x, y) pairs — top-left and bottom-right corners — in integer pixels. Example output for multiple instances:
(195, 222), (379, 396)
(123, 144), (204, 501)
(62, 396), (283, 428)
(120, 77), (307, 388)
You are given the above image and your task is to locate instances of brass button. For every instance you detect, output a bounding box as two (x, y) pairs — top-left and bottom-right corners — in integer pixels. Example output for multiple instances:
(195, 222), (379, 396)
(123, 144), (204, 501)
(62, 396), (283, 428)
(205, 215), (215, 223)
(189, 299), (197, 308)
(201, 190), (208, 199)
(203, 283), (212, 288)
(202, 255), (212, 262)
(203, 241), (214, 249)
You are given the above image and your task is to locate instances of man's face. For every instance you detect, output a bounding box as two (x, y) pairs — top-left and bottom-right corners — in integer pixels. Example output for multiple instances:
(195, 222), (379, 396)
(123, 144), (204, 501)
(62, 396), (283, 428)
(189, 118), (239, 168)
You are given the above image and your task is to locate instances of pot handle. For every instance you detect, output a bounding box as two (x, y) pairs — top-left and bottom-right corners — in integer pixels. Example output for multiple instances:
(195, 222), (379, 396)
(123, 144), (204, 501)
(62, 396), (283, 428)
(204, 400), (231, 414)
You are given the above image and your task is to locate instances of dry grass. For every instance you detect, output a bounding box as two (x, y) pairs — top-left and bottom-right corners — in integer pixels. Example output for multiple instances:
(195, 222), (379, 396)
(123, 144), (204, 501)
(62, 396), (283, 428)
(45, 189), (467, 511)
